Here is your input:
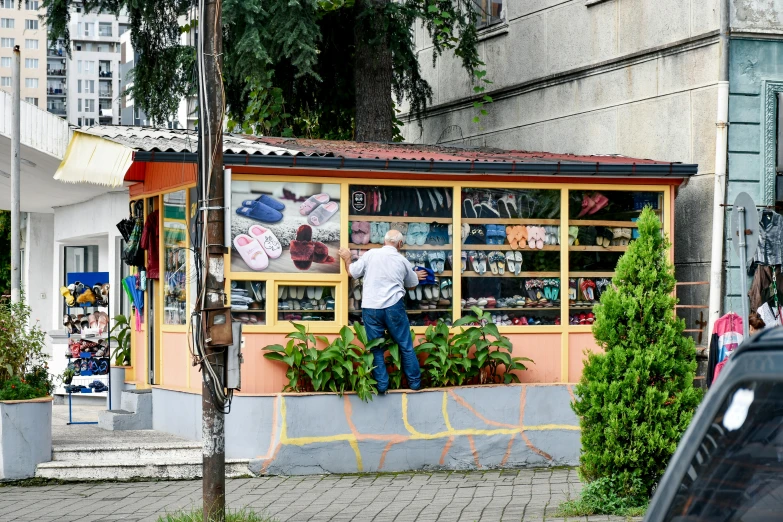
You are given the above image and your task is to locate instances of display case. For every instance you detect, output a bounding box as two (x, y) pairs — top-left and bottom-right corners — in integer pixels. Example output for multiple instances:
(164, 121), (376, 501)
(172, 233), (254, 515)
(567, 189), (664, 325)
(222, 176), (669, 332)
(348, 184), (454, 326)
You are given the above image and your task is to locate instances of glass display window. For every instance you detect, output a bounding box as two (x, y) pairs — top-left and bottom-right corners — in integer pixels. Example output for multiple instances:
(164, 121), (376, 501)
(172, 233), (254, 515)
(278, 285), (336, 322)
(348, 184), (454, 326)
(567, 189), (664, 325)
(230, 281), (266, 325)
(230, 181), (341, 275)
(460, 187), (562, 326)
(163, 190), (187, 325)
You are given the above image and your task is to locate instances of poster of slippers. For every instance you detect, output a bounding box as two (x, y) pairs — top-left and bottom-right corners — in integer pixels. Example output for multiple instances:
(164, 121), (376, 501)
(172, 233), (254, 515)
(231, 181), (341, 274)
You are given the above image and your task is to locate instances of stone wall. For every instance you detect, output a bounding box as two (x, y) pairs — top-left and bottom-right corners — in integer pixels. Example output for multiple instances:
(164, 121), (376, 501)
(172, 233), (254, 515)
(401, 0), (724, 346)
(153, 384), (581, 475)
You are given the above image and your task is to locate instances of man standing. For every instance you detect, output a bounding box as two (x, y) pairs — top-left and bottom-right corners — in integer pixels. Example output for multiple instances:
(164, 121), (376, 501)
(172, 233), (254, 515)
(338, 230), (427, 393)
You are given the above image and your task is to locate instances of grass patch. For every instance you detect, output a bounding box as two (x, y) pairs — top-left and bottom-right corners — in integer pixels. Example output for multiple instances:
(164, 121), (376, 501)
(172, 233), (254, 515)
(555, 475), (648, 518)
(157, 508), (275, 522)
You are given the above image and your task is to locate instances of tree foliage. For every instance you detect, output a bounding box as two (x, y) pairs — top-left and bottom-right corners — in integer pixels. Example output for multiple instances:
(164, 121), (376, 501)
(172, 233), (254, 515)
(572, 207), (702, 504)
(41, 0), (485, 139)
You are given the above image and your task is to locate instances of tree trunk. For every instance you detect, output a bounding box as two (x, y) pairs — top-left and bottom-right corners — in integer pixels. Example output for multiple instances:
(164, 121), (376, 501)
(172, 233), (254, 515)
(354, 0), (393, 142)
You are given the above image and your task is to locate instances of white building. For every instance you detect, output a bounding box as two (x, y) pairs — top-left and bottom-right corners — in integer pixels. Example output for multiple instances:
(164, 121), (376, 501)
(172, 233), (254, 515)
(119, 8), (196, 129)
(47, 2), (128, 125)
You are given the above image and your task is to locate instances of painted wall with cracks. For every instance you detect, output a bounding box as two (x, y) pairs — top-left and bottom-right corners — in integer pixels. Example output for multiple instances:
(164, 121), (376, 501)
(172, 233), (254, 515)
(152, 384), (580, 474)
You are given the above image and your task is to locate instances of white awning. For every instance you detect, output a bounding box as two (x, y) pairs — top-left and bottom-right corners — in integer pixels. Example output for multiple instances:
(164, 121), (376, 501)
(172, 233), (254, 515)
(54, 130), (133, 188)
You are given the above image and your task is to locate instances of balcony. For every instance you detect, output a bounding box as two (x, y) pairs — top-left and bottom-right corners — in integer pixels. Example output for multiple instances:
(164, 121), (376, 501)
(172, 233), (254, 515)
(47, 48), (65, 57)
(98, 70), (112, 78)
(98, 90), (113, 99)
(47, 87), (66, 96)
(47, 68), (66, 77)
(47, 105), (66, 116)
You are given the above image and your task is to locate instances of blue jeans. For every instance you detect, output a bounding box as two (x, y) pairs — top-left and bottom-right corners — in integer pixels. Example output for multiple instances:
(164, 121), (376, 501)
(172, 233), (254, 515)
(362, 298), (421, 393)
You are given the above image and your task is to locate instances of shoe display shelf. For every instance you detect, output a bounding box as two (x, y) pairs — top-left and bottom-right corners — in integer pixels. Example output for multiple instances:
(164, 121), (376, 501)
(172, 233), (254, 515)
(62, 272), (112, 425)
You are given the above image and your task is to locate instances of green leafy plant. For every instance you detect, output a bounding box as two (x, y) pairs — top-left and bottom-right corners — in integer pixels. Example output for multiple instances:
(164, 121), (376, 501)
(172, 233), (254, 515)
(557, 475), (648, 517)
(452, 307), (531, 384)
(263, 322), (380, 401)
(62, 365), (75, 385)
(0, 298), (52, 401)
(571, 206), (702, 508)
(110, 314), (132, 367)
(416, 319), (470, 387)
(265, 314), (531, 400)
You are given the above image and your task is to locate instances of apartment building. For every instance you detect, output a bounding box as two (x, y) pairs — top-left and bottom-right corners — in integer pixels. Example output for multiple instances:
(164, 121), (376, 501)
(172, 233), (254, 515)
(0, 0), (46, 109)
(45, 2), (128, 125)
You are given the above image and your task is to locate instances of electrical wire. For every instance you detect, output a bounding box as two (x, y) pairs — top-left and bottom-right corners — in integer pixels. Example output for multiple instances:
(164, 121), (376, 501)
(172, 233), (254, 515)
(191, 0), (231, 413)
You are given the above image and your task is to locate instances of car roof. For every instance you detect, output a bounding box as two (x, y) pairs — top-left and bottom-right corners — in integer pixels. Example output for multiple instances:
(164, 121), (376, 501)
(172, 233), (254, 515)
(731, 325), (783, 356)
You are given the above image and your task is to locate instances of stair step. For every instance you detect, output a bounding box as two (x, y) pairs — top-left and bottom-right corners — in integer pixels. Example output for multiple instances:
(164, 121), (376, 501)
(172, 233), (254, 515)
(36, 458), (251, 481)
(52, 442), (203, 462)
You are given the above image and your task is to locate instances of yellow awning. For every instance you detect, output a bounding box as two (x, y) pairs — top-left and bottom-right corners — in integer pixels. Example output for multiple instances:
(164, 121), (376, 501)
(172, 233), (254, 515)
(54, 130), (133, 187)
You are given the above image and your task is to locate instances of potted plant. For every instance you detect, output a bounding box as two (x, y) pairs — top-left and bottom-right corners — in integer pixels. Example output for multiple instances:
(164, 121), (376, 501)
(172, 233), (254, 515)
(108, 314), (132, 409)
(0, 298), (54, 480)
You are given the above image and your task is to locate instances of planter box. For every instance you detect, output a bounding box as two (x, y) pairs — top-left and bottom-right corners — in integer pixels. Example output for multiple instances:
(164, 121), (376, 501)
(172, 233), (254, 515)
(152, 384), (580, 475)
(0, 397), (52, 480)
(109, 366), (128, 410)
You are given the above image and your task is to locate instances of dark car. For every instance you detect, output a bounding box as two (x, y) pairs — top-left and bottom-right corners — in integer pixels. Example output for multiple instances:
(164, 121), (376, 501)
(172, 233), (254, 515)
(645, 327), (783, 522)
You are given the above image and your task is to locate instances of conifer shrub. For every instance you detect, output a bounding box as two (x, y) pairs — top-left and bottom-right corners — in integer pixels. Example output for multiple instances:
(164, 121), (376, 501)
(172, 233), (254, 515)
(571, 207), (701, 507)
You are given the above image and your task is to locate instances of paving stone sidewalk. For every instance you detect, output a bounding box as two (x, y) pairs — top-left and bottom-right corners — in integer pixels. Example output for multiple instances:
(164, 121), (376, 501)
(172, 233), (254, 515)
(0, 468), (641, 522)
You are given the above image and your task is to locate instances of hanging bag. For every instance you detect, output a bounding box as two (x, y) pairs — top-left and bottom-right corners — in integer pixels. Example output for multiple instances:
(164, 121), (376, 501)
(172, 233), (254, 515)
(116, 201), (136, 242)
(122, 215), (144, 266)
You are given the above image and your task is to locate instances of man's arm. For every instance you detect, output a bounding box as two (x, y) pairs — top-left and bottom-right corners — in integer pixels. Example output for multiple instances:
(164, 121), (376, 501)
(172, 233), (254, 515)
(338, 248), (364, 279)
(404, 260), (427, 290)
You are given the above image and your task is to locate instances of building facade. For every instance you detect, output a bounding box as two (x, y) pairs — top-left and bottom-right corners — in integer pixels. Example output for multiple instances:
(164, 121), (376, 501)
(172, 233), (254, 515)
(401, 0), (783, 343)
(54, 5), (129, 126)
(0, 0), (47, 109)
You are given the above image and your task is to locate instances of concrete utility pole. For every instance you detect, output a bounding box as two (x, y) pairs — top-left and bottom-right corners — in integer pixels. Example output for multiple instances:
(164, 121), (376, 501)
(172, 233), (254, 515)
(10, 45), (21, 305)
(198, 0), (226, 519)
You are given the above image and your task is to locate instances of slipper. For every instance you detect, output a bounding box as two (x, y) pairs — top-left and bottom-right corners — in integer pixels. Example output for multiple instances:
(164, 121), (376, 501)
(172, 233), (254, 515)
(416, 223), (430, 246)
(468, 251), (480, 273)
(461, 251), (467, 273)
(296, 224), (313, 242)
(308, 201), (339, 226)
(514, 251), (523, 275)
(463, 197), (478, 218)
(60, 286), (75, 306)
(477, 252), (487, 275)
(313, 242), (335, 263)
(505, 251), (515, 274)
(234, 234), (269, 271)
(246, 194), (285, 212)
(588, 193), (608, 215)
(299, 193), (330, 216)
(236, 201), (283, 223)
(576, 193), (596, 218)
(461, 223), (470, 243)
(489, 252), (499, 275)
(290, 240), (314, 270)
(248, 225), (283, 259)
(494, 252), (505, 275)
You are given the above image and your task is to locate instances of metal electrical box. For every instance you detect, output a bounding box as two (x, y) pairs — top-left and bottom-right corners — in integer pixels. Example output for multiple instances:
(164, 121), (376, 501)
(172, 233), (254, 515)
(204, 307), (233, 347)
(225, 321), (243, 390)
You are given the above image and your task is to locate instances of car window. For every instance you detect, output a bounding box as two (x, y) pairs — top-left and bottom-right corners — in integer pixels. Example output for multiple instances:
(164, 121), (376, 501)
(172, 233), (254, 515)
(663, 381), (783, 522)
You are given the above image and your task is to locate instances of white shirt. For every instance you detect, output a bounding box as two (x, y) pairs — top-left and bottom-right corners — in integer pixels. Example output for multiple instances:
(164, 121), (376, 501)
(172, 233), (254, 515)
(349, 245), (419, 309)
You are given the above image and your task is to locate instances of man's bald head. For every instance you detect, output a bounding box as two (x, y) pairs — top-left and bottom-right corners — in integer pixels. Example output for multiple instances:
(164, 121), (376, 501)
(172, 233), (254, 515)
(384, 229), (405, 248)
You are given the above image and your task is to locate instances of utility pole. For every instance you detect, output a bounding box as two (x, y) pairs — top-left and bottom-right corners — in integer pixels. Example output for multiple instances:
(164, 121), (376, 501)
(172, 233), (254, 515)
(10, 45), (21, 305)
(198, 0), (226, 519)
